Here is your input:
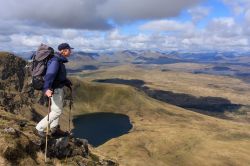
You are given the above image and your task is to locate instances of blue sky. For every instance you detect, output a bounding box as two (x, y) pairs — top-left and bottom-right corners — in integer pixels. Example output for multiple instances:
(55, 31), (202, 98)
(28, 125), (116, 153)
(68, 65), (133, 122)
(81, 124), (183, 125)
(0, 0), (250, 52)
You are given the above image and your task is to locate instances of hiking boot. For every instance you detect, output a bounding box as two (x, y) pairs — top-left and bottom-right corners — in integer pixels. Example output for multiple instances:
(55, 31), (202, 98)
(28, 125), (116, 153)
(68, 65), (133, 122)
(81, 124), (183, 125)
(50, 125), (60, 133)
(51, 126), (69, 137)
(34, 130), (46, 138)
(51, 129), (69, 137)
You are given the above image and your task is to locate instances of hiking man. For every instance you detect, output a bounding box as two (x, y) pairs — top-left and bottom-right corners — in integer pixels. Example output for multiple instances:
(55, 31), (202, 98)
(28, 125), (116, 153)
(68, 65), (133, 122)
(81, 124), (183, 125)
(35, 43), (73, 137)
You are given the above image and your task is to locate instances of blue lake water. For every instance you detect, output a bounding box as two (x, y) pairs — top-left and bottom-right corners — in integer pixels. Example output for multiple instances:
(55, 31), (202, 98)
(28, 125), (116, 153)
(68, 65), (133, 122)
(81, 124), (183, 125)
(72, 112), (133, 147)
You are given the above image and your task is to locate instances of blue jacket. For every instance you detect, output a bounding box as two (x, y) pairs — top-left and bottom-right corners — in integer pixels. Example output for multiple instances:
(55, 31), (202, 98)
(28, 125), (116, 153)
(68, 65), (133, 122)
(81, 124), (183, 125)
(43, 52), (69, 92)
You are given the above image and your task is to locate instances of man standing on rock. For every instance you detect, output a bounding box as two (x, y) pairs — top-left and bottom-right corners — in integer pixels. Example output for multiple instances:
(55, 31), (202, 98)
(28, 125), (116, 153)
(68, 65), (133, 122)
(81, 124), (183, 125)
(35, 43), (73, 137)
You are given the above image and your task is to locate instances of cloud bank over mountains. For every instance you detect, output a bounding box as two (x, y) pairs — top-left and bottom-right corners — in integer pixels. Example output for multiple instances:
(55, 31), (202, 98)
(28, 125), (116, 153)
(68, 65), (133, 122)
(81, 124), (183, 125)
(0, 0), (201, 30)
(0, 0), (250, 52)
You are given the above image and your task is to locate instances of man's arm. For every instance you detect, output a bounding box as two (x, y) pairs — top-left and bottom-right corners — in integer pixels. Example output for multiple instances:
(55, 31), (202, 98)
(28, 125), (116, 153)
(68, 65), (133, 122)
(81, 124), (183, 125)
(43, 60), (59, 96)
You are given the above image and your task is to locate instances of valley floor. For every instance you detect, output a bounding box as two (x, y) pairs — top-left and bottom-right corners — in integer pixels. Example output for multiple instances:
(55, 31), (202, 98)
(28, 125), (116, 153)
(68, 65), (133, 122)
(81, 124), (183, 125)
(65, 79), (250, 166)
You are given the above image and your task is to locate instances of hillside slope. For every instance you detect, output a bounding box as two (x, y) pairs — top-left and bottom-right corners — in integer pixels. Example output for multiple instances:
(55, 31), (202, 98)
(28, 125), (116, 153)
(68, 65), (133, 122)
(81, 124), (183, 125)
(73, 64), (250, 122)
(70, 78), (250, 166)
(0, 52), (118, 166)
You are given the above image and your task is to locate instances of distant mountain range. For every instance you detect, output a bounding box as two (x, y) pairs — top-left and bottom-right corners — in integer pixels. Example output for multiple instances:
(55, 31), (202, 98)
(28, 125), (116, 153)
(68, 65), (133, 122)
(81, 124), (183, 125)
(15, 50), (250, 74)
(16, 50), (250, 63)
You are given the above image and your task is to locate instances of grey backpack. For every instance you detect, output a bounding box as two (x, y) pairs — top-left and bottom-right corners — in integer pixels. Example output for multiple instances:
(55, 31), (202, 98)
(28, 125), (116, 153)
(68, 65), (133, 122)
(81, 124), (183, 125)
(31, 44), (54, 90)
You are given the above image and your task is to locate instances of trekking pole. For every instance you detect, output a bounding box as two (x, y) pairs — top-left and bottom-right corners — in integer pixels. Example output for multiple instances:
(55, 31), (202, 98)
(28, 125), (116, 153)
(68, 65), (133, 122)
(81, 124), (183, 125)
(45, 97), (51, 163)
(68, 88), (73, 133)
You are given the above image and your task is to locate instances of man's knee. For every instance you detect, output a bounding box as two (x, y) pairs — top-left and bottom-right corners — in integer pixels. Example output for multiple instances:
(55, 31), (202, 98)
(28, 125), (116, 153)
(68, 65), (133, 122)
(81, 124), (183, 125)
(51, 108), (63, 117)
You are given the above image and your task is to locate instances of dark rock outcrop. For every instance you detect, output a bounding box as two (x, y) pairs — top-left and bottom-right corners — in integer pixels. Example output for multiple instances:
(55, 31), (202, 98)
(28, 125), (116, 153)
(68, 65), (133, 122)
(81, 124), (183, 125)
(0, 52), (33, 114)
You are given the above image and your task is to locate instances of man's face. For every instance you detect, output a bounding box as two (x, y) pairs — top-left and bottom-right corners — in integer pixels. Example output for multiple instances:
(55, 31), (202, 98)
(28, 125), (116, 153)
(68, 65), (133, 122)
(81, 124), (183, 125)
(61, 49), (72, 57)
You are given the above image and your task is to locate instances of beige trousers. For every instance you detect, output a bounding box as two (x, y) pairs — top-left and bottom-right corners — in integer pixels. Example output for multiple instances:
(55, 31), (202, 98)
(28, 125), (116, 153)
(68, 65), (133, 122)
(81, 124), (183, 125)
(36, 88), (64, 132)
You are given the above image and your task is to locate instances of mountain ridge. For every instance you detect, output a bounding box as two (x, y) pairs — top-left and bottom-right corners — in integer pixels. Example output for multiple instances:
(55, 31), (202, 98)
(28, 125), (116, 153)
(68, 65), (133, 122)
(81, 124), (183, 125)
(0, 52), (118, 166)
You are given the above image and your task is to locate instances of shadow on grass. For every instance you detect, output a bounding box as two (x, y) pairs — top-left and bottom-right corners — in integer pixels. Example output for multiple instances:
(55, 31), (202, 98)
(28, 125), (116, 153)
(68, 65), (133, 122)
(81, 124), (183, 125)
(67, 65), (98, 73)
(94, 78), (242, 114)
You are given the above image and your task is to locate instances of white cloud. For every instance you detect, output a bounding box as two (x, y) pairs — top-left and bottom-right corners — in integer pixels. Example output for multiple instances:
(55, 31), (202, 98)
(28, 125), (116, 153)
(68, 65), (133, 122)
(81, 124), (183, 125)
(0, 0), (111, 30)
(108, 30), (128, 40)
(10, 35), (45, 47)
(245, 9), (250, 23)
(98, 0), (202, 23)
(130, 34), (151, 43)
(0, 35), (11, 42)
(223, 0), (250, 15)
(140, 20), (195, 33)
(4, 17), (250, 52)
(207, 17), (242, 37)
(188, 6), (210, 23)
(62, 29), (81, 40)
(139, 15), (249, 52)
(0, 0), (250, 52)
(0, 0), (202, 31)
